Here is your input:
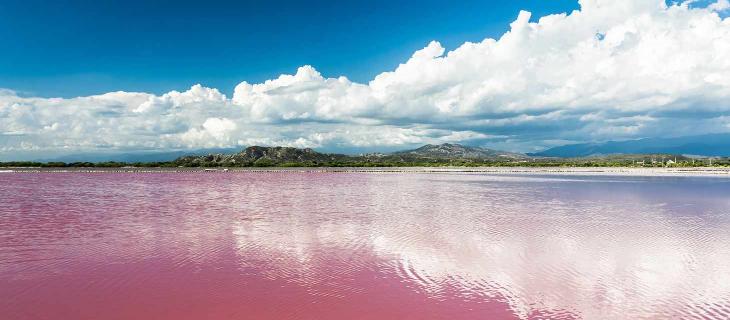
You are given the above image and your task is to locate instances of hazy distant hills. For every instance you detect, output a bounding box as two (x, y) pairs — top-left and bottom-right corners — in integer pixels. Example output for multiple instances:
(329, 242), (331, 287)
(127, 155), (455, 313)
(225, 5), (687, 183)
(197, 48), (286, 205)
(8, 141), (729, 167)
(36, 143), (529, 165)
(530, 134), (730, 158)
(28, 132), (730, 164)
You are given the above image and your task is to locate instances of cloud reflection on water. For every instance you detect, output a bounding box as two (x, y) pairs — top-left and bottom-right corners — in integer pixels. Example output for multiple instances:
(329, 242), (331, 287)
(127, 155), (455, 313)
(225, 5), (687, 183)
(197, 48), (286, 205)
(230, 174), (730, 319)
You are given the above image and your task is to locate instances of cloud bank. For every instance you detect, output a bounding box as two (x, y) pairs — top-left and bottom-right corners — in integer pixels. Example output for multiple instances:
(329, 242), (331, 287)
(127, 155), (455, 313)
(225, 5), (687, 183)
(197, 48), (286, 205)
(2, 0), (730, 159)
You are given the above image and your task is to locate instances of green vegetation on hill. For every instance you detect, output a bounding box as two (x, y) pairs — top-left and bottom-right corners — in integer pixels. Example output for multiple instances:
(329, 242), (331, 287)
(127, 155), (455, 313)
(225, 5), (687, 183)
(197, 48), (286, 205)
(2, 144), (729, 168)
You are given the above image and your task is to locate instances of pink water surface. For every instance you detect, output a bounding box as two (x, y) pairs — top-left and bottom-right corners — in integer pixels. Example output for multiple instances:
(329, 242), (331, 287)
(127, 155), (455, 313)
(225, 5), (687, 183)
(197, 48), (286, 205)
(2, 171), (730, 319)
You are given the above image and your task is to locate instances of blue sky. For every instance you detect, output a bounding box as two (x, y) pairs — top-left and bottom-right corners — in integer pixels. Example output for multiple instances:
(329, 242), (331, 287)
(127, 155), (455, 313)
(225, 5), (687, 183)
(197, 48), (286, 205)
(1, 0), (730, 160)
(1, 0), (578, 98)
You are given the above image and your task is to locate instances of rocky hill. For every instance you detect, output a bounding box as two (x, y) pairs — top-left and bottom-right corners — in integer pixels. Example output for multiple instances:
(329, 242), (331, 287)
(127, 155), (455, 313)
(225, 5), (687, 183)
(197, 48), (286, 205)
(392, 143), (527, 160)
(174, 146), (349, 166)
(7, 143), (716, 167)
(173, 143), (528, 167)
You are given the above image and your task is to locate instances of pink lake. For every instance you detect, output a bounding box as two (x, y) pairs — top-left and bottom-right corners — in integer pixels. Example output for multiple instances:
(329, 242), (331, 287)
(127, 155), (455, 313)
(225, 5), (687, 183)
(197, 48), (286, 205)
(1, 171), (730, 319)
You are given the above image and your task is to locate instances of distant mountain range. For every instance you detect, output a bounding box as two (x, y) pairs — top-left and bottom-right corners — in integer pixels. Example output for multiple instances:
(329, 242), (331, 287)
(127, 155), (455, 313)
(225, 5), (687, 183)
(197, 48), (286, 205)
(530, 133), (730, 158)
(24, 133), (730, 164)
(173, 143), (529, 166)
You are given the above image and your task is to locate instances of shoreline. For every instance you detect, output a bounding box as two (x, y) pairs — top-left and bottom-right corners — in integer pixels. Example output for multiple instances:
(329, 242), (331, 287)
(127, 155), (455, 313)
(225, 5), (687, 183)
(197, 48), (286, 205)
(3, 166), (730, 177)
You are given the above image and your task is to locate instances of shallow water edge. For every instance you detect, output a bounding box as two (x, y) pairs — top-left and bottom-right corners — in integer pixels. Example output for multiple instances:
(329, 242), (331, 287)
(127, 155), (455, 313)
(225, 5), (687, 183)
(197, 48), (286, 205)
(3, 166), (730, 177)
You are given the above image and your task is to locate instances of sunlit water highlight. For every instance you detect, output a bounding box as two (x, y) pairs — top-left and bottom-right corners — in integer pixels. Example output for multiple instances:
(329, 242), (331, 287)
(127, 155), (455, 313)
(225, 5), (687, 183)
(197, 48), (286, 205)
(1, 172), (730, 319)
